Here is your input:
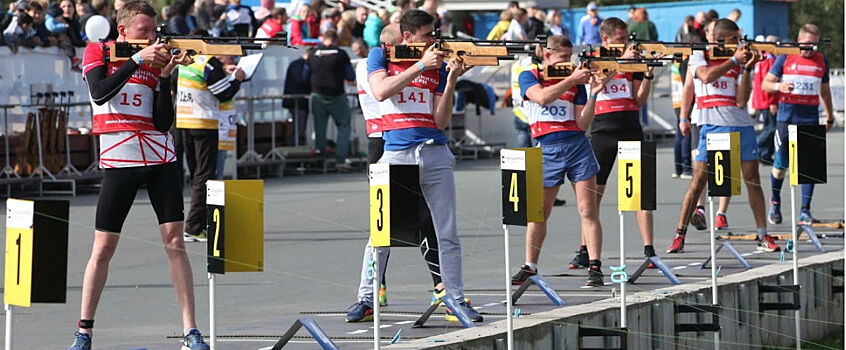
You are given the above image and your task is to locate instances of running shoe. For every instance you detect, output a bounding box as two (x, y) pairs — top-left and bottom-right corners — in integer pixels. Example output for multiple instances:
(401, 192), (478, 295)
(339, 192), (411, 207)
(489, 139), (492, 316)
(680, 173), (693, 179)
(183, 229), (208, 242)
(690, 207), (707, 231)
(510, 264), (537, 285)
(181, 329), (210, 350)
(714, 213), (729, 230)
(568, 249), (589, 269)
(345, 302), (373, 322)
(585, 263), (604, 287)
(67, 332), (91, 350)
(553, 198), (567, 207)
(666, 231), (686, 253)
(757, 234), (781, 252)
(768, 200), (782, 225)
(430, 288), (446, 305)
(799, 210), (817, 226)
(671, 173), (679, 178)
(378, 284), (387, 306)
(445, 301), (483, 322)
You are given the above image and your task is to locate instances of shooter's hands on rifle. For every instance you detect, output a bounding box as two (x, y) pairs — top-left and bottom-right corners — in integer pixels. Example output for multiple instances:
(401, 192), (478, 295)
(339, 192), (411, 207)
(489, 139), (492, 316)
(138, 38), (172, 68)
(568, 67), (591, 85)
(446, 57), (472, 79)
(744, 49), (762, 69)
(589, 69), (614, 95)
(647, 53), (666, 74)
(160, 51), (192, 77)
(419, 44), (445, 71)
(732, 45), (752, 66)
(621, 44), (639, 59)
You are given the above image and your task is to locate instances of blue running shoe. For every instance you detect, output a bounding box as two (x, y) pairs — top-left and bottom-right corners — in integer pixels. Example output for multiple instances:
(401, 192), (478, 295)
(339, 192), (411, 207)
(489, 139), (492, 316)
(445, 300), (483, 323)
(799, 210), (816, 226)
(182, 329), (210, 350)
(768, 200), (782, 225)
(345, 302), (373, 322)
(68, 332), (91, 350)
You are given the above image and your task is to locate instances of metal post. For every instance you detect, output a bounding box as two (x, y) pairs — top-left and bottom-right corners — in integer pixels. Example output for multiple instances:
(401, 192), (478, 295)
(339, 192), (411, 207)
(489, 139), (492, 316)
(709, 196), (720, 350)
(619, 211), (626, 329)
(372, 246), (381, 350)
(503, 224), (513, 350)
(294, 98), (300, 147)
(5, 304), (12, 350)
(209, 273), (216, 350)
(790, 185), (801, 349)
(1, 107), (18, 178)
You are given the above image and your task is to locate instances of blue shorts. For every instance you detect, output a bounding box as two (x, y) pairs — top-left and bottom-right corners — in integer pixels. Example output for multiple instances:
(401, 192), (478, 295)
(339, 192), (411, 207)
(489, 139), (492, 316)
(695, 125), (759, 163)
(541, 134), (600, 187)
(773, 121), (821, 170)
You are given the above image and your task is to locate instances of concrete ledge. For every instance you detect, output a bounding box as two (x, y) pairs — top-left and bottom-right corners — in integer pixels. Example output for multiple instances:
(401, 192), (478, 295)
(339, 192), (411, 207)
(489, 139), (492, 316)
(389, 252), (845, 349)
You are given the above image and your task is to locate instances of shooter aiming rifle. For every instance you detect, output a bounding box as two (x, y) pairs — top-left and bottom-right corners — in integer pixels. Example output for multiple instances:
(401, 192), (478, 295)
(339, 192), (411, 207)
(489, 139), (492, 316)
(626, 33), (709, 59)
(540, 53), (664, 81)
(388, 29), (546, 66)
(102, 24), (290, 64)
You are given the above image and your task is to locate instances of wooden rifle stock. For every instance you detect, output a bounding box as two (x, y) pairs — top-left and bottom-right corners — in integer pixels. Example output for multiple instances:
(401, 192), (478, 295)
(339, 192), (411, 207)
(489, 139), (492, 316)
(388, 39), (540, 66)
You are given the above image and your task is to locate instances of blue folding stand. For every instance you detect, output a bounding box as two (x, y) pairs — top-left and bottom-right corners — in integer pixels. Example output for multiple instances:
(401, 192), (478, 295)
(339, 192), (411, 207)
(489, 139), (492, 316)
(272, 318), (339, 350)
(627, 256), (681, 285)
(413, 296), (476, 328)
(798, 224), (825, 252)
(699, 240), (750, 269)
(511, 275), (565, 306)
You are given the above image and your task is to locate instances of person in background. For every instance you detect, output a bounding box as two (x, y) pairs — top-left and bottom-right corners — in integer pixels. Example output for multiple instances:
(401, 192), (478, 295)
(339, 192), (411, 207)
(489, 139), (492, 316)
(728, 8), (741, 23)
(504, 7), (527, 41)
(305, 30), (355, 172)
(362, 6), (382, 48)
(167, 0), (196, 35)
(486, 10), (511, 40)
(336, 9), (355, 46)
(256, 7), (286, 38)
(395, 0), (412, 14)
(283, 49), (311, 147)
(252, 0), (274, 26)
(675, 15), (697, 43)
(3, 11), (36, 53)
(319, 8), (340, 35)
(288, 4), (319, 45)
(626, 5), (635, 24)
(25, 1), (54, 46)
(75, 0), (90, 22)
(545, 9), (568, 38)
(350, 37), (367, 58)
(579, 1), (601, 45)
(692, 10), (706, 41)
(351, 6), (366, 39)
(522, 2), (543, 40)
(627, 8), (656, 41)
(671, 59), (692, 179)
(215, 55), (240, 180)
(752, 35), (779, 164)
(224, 0), (255, 37)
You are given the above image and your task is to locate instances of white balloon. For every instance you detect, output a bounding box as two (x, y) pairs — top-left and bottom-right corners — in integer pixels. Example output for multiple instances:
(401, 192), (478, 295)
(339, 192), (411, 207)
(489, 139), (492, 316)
(85, 15), (111, 42)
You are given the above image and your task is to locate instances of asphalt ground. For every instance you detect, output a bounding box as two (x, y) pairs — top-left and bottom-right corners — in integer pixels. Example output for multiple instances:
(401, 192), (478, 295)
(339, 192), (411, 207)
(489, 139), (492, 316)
(1, 131), (844, 350)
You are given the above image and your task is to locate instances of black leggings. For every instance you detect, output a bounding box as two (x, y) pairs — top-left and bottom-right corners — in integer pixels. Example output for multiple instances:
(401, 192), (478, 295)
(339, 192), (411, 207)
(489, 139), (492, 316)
(95, 162), (184, 233)
(591, 128), (644, 186)
(368, 137), (443, 287)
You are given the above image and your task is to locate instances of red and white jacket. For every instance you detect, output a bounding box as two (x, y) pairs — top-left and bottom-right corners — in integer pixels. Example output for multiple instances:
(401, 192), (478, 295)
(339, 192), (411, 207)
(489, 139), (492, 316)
(595, 72), (639, 114)
(374, 60), (441, 131)
(779, 52), (826, 106)
(523, 69), (581, 138)
(355, 60), (382, 137)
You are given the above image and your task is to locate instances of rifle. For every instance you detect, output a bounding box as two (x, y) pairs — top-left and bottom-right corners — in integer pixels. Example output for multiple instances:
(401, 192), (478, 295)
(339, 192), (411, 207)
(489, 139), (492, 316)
(388, 29), (545, 66)
(578, 51), (664, 78)
(103, 24), (289, 64)
(708, 36), (831, 59)
(627, 33), (708, 59)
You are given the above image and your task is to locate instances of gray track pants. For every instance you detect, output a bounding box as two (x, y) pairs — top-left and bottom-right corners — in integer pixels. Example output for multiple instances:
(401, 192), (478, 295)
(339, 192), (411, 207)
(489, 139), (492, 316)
(356, 142), (464, 305)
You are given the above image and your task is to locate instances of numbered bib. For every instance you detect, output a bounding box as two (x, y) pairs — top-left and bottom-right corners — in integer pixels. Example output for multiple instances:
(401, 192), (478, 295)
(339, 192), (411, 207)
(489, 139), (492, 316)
(782, 74), (821, 96)
(91, 83), (156, 133)
(597, 78), (633, 101)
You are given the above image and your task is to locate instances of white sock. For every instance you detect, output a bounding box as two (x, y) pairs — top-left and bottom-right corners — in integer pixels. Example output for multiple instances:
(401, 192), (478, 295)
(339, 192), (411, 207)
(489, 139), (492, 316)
(717, 211), (726, 216)
(524, 262), (538, 271)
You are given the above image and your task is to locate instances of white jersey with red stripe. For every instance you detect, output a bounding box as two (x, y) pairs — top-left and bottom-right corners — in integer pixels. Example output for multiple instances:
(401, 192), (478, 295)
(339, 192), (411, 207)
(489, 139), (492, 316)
(520, 68), (583, 138)
(374, 60), (441, 131)
(779, 52), (826, 106)
(355, 59), (382, 138)
(688, 51), (751, 126)
(82, 42), (176, 169)
(595, 72), (639, 115)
